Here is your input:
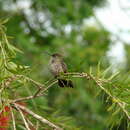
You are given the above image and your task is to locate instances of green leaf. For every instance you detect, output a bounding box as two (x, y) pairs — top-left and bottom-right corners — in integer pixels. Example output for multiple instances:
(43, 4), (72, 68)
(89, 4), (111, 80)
(97, 61), (101, 77)
(112, 108), (120, 116)
(0, 19), (9, 25)
(101, 65), (112, 78)
(107, 103), (116, 112)
(89, 66), (93, 75)
(108, 71), (120, 80)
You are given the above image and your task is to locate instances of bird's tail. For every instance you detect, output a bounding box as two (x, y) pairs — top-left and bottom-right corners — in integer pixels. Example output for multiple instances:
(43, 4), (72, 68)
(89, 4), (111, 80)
(58, 79), (73, 88)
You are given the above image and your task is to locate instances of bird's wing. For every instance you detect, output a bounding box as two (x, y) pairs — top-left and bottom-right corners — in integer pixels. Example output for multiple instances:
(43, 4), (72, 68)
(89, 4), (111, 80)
(61, 61), (67, 73)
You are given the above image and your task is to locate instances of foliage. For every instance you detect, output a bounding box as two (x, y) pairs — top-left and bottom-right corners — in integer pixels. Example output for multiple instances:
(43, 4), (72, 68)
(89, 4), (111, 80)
(124, 44), (130, 71)
(0, 0), (130, 129)
(0, 20), (74, 129)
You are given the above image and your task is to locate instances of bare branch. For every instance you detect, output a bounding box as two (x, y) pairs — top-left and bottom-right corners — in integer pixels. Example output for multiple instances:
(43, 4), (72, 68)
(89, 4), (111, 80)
(33, 79), (57, 97)
(18, 75), (45, 89)
(12, 103), (62, 130)
(26, 118), (36, 129)
(36, 121), (39, 130)
(12, 80), (58, 103)
(12, 94), (44, 103)
(10, 106), (16, 130)
(38, 80), (58, 95)
(15, 104), (31, 130)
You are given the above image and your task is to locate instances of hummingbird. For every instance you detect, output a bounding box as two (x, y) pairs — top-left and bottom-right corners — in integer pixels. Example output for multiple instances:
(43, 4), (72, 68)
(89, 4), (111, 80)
(49, 53), (73, 88)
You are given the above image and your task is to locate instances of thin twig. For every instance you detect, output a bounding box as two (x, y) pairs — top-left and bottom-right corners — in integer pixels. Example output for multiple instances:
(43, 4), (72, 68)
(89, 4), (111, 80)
(33, 79), (57, 97)
(33, 87), (42, 97)
(13, 80), (58, 103)
(12, 103), (62, 130)
(12, 94), (45, 103)
(15, 104), (31, 130)
(19, 75), (45, 89)
(10, 106), (16, 130)
(39, 80), (58, 94)
(36, 121), (39, 130)
(27, 118), (36, 129)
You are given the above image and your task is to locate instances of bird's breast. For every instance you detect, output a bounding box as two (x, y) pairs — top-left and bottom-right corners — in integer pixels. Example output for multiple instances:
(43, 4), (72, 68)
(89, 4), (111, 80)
(50, 62), (64, 76)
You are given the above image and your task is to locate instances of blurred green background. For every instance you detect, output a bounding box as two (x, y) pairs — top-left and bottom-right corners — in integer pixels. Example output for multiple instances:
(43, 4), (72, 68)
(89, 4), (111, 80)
(0, 0), (130, 129)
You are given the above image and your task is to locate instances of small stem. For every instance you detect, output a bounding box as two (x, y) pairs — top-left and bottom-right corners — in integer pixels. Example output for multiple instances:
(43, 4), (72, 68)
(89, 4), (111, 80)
(10, 106), (16, 130)
(13, 80), (58, 103)
(15, 104), (31, 130)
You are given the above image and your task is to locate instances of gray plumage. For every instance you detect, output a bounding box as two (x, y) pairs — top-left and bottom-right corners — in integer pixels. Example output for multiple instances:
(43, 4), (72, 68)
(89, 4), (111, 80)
(49, 53), (73, 88)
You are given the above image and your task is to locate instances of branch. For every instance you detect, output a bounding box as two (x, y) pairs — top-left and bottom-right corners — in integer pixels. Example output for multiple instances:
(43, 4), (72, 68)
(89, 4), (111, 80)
(90, 74), (130, 120)
(16, 75), (45, 89)
(65, 72), (130, 121)
(12, 80), (58, 103)
(33, 79), (57, 97)
(12, 103), (62, 130)
(26, 119), (36, 130)
(10, 106), (16, 130)
(15, 105), (31, 130)
(12, 72), (130, 121)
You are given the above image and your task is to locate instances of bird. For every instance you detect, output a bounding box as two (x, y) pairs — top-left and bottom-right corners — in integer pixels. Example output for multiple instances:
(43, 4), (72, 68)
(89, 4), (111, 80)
(49, 53), (73, 88)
